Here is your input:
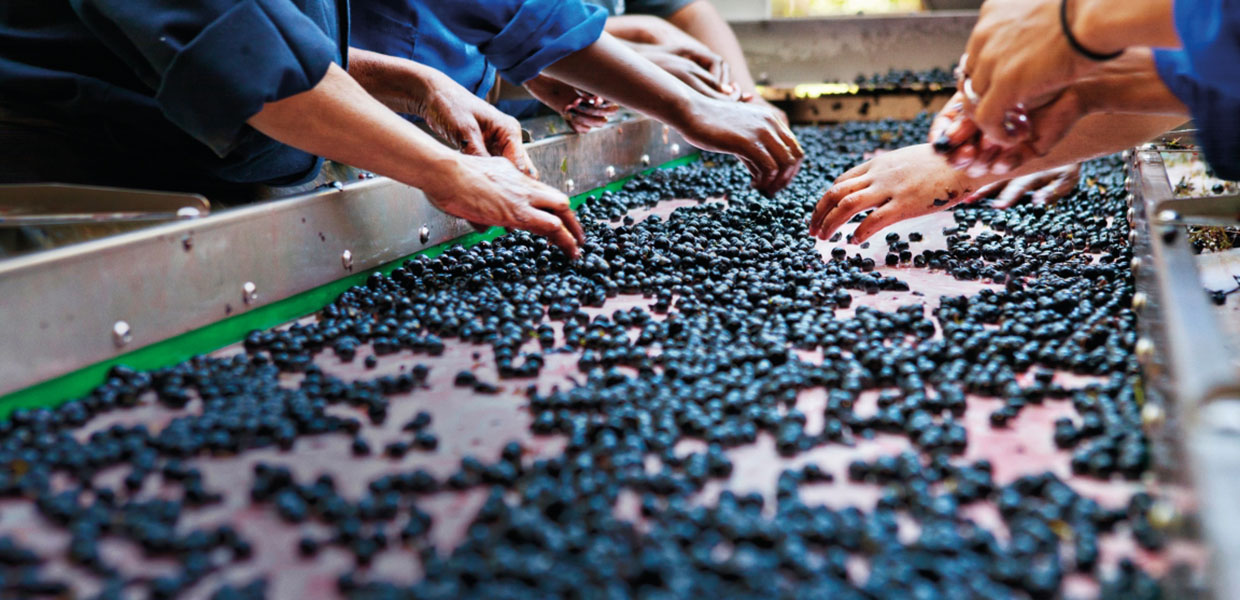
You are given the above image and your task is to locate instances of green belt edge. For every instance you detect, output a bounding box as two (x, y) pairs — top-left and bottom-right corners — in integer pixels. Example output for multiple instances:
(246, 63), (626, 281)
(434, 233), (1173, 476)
(0, 153), (700, 418)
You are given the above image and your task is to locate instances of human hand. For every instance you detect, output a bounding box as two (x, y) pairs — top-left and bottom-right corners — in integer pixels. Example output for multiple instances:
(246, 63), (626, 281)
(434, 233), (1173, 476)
(958, 0), (1103, 147)
(964, 163), (1081, 208)
(627, 40), (738, 101)
(809, 144), (975, 243)
(421, 154), (586, 258)
(681, 98), (803, 196)
(414, 78), (538, 178)
(524, 75), (620, 134)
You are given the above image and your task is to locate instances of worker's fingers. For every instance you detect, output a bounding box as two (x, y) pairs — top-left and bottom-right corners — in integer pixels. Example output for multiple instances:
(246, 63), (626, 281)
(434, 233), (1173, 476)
(946, 140), (979, 171)
(760, 128), (800, 195)
(1026, 91), (1083, 157)
(932, 113), (979, 156)
(565, 111), (611, 134)
(929, 99), (965, 144)
(992, 176), (1036, 208)
(515, 206), (580, 259)
(486, 117), (539, 179)
(967, 181), (1008, 205)
(743, 139), (779, 196)
(718, 61), (737, 98)
(970, 71), (1032, 148)
(850, 199), (906, 244)
(811, 175), (870, 236)
(967, 135), (1004, 178)
(817, 188), (888, 242)
(531, 192), (585, 246)
(456, 121), (490, 158)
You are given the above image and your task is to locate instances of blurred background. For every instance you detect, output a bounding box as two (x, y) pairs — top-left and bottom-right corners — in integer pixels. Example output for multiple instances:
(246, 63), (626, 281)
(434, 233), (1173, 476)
(710, 0), (981, 20)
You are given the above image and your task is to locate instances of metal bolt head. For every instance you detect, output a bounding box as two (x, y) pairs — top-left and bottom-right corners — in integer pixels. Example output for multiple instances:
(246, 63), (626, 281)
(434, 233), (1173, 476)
(641, 154), (651, 166)
(112, 321), (132, 348)
(1125, 207), (1136, 227)
(242, 281), (258, 304)
(605, 165), (616, 179)
(670, 143), (681, 154)
(1131, 292), (1147, 311)
(419, 226), (431, 245)
(1125, 193), (1134, 206)
(1128, 230), (1139, 245)
(1135, 337), (1155, 364)
(1141, 402), (1166, 429)
(1156, 209), (1179, 224)
(565, 179), (575, 193)
(341, 249), (354, 270)
(1122, 149), (1132, 161)
(176, 207), (201, 219)
(1124, 175), (1132, 190)
(1130, 257), (1142, 273)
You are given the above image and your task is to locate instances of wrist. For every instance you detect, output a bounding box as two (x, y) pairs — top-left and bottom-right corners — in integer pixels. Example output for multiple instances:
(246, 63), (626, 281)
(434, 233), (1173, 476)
(1068, 0), (1123, 56)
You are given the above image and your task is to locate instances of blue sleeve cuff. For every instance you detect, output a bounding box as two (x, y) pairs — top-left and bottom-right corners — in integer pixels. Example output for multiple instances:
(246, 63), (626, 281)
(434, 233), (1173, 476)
(156, 0), (340, 156)
(481, 0), (608, 85)
(1173, 0), (1240, 97)
(1153, 48), (1240, 180)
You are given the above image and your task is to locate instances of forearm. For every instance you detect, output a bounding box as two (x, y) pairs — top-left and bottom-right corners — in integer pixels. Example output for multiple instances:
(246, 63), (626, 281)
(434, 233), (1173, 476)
(1071, 0), (1178, 54)
(541, 33), (698, 125)
(963, 113), (1186, 189)
(1075, 49), (1188, 115)
(248, 63), (457, 193)
(345, 48), (444, 116)
(604, 15), (669, 44)
(666, 0), (758, 93)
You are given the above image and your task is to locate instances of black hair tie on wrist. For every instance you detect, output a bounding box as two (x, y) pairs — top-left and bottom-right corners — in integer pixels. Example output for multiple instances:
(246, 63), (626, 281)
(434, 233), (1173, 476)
(1061, 0), (1124, 61)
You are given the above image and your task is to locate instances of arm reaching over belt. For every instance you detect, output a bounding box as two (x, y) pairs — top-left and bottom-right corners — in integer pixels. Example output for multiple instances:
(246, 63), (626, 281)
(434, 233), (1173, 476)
(811, 112), (1186, 243)
(542, 34), (803, 197)
(348, 48), (537, 178)
(249, 64), (585, 258)
(423, 1), (802, 196)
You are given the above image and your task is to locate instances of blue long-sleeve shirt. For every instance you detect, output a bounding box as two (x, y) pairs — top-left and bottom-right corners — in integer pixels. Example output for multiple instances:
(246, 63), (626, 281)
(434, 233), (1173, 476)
(351, 0), (607, 104)
(0, 0), (347, 187)
(1153, 0), (1240, 179)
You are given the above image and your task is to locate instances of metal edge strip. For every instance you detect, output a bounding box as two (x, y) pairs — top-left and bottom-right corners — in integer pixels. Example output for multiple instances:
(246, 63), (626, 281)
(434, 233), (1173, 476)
(1132, 149), (1240, 600)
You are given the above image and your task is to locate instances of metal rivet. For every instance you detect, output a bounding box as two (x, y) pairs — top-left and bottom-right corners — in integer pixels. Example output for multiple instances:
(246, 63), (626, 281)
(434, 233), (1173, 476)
(242, 281), (258, 305)
(1125, 193), (1135, 206)
(419, 226), (431, 245)
(641, 154), (651, 166)
(1122, 149), (1132, 161)
(670, 143), (681, 154)
(1141, 403), (1166, 429)
(605, 165), (616, 179)
(112, 321), (132, 348)
(1124, 175), (1132, 190)
(1131, 257), (1142, 273)
(565, 179), (575, 193)
(1129, 230), (1139, 245)
(341, 249), (353, 270)
(176, 207), (201, 219)
(1126, 207), (1136, 227)
(1135, 337), (1155, 364)
(331, 181), (344, 190)
(1131, 292), (1147, 311)
(1156, 209), (1179, 223)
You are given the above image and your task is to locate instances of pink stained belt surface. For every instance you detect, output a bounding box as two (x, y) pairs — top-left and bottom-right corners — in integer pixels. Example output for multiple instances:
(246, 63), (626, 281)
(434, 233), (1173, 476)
(0, 201), (1204, 599)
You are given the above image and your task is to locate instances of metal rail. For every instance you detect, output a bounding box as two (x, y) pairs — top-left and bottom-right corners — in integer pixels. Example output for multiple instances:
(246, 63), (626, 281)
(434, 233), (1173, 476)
(0, 115), (692, 397)
(1131, 149), (1240, 600)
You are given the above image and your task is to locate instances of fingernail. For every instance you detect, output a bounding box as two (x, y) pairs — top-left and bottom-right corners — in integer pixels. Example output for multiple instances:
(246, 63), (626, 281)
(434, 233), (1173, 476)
(991, 160), (1012, 175)
(966, 163), (988, 178)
